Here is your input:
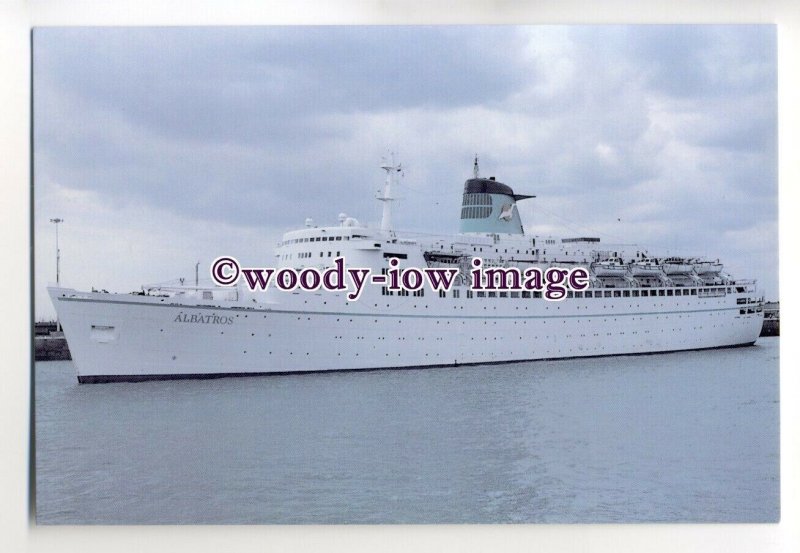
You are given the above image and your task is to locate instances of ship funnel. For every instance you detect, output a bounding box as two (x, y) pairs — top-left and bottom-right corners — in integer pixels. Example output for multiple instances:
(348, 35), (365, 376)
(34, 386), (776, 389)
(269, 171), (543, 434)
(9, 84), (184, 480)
(459, 173), (534, 235)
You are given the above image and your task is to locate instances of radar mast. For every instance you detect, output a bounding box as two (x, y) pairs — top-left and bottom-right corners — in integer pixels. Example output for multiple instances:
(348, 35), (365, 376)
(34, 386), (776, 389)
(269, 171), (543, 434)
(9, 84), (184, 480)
(377, 152), (401, 233)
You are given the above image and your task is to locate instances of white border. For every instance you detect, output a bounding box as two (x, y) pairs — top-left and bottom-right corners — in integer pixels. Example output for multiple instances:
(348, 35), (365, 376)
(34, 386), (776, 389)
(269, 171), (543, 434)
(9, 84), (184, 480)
(2, 1), (797, 552)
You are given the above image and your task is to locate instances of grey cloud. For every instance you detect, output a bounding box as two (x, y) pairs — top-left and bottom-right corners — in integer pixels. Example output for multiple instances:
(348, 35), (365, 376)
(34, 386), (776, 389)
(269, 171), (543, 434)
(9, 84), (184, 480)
(35, 27), (533, 145)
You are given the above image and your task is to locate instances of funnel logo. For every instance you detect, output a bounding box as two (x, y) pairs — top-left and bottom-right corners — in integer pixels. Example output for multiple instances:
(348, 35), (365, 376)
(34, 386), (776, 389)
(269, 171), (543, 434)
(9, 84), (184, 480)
(498, 203), (514, 221)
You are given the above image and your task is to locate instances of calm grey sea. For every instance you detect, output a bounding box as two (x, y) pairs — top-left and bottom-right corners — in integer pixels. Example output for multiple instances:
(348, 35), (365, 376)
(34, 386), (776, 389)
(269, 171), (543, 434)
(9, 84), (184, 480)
(35, 338), (780, 524)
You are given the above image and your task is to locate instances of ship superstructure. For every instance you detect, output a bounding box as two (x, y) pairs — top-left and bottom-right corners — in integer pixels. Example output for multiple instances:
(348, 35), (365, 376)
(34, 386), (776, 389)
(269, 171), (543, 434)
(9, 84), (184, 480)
(49, 158), (764, 383)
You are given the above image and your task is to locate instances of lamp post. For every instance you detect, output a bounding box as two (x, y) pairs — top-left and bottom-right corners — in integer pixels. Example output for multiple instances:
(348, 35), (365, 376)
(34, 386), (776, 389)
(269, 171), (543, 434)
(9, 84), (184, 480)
(49, 218), (63, 332)
(49, 218), (63, 284)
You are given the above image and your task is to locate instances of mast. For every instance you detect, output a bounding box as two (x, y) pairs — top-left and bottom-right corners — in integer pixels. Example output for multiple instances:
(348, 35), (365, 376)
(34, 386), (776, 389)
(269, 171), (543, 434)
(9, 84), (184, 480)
(377, 153), (401, 232)
(473, 154), (479, 178)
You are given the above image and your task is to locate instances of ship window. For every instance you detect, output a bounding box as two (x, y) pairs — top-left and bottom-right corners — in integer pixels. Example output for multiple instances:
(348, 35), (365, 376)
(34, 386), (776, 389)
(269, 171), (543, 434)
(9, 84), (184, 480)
(658, 290), (665, 296)
(683, 289), (690, 296)
(575, 291), (583, 298)
(613, 291), (621, 297)
(328, 252), (332, 257)
(567, 291), (574, 298)
(453, 289), (460, 298)
(534, 291), (542, 298)
(488, 291), (497, 298)
(315, 237), (321, 241)
(320, 252), (323, 257)
(623, 290), (630, 297)
(467, 290), (473, 298)
(499, 292), (508, 298)
(510, 291), (519, 298)
(336, 236), (342, 241)
(632, 290), (639, 297)
(522, 291), (531, 298)
(203, 291), (213, 300)
(477, 291), (486, 297)
(604, 291), (612, 298)
(667, 289), (674, 296)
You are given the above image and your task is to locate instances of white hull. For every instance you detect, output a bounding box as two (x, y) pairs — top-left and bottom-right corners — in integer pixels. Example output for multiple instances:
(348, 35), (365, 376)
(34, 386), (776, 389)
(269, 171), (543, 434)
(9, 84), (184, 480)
(49, 285), (764, 383)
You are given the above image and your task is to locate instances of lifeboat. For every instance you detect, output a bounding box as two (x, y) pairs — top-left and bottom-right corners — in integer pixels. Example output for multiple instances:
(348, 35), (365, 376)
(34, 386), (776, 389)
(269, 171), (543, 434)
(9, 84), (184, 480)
(662, 257), (694, 275)
(631, 258), (663, 277)
(591, 258), (629, 277)
(694, 259), (724, 275)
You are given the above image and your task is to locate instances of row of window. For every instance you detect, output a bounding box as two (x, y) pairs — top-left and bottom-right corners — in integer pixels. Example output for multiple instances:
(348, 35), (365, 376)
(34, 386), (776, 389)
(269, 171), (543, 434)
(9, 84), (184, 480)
(381, 287), (425, 297)
(280, 250), (342, 261)
(280, 235), (349, 246)
(430, 286), (734, 300)
(383, 286), (734, 301)
(740, 307), (763, 315)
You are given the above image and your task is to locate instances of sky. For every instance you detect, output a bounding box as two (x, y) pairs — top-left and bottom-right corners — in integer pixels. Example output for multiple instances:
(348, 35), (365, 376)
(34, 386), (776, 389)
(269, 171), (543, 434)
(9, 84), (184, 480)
(32, 25), (778, 320)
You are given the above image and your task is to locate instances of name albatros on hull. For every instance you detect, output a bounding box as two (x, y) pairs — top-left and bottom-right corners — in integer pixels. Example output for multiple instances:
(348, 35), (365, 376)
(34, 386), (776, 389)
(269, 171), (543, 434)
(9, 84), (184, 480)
(48, 156), (765, 383)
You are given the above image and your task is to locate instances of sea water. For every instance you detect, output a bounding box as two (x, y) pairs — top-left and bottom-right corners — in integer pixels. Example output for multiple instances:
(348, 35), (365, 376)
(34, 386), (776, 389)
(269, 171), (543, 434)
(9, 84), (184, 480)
(34, 338), (780, 524)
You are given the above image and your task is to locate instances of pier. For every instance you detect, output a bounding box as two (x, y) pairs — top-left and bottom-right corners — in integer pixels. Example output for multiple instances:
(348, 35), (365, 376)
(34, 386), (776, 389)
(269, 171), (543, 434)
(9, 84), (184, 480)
(760, 301), (779, 337)
(34, 322), (71, 361)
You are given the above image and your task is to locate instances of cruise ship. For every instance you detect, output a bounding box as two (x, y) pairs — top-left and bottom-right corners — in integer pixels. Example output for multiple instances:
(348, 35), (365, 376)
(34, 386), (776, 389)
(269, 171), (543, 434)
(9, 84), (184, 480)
(48, 157), (765, 383)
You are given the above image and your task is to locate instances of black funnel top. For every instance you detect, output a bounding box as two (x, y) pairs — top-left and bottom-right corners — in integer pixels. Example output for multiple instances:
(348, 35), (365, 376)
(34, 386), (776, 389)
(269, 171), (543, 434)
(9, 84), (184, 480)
(463, 178), (534, 202)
